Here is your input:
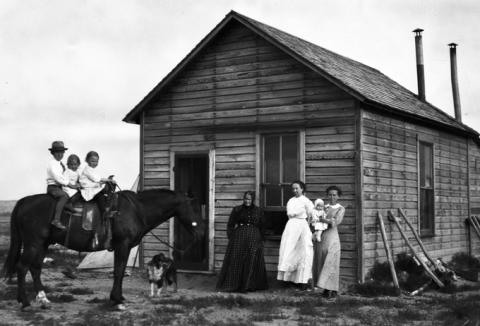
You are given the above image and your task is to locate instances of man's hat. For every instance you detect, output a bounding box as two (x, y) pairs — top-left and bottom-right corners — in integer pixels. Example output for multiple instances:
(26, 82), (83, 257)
(49, 141), (68, 152)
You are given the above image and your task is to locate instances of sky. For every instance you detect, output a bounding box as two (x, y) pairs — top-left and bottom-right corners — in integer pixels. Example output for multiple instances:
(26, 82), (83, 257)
(1, 0), (479, 200)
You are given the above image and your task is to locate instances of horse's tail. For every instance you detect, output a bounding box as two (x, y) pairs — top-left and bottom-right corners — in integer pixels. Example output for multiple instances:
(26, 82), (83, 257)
(1, 199), (23, 279)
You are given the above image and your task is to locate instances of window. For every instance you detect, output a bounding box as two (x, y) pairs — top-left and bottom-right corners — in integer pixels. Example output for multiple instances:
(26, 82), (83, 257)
(419, 141), (434, 236)
(261, 133), (299, 236)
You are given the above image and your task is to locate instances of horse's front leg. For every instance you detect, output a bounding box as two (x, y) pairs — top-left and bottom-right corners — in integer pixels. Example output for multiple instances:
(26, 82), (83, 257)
(31, 245), (50, 307)
(109, 240), (131, 305)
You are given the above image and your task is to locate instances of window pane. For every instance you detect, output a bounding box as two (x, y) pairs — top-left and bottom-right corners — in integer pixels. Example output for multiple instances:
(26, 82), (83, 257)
(420, 143), (433, 188)
(265, 136), (280, 184)
(282, 135), (298, 183)
(282, 184), (292, 206)
(265, 185), (282, 207)
(420, 188), (434, 234)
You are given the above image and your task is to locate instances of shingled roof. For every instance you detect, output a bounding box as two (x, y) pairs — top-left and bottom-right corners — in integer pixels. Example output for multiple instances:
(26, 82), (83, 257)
(124, 11), (475, 135)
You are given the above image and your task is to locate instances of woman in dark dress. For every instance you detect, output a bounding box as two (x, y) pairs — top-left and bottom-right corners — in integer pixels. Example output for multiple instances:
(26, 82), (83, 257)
(216, 191), (268, 292)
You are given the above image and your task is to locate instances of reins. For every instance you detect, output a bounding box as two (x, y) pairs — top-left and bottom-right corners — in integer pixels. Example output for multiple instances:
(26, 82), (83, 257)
(113, 183), (194, 255)
(146, 231), (193, 255)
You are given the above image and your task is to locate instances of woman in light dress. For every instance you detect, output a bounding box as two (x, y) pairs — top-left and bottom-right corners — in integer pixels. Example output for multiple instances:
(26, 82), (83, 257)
(313, 185), (345, 298)
(277, 180), (314, 290)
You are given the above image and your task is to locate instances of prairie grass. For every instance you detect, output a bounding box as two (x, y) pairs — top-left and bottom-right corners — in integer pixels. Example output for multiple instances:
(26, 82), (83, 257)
(69, 287), (94, 295)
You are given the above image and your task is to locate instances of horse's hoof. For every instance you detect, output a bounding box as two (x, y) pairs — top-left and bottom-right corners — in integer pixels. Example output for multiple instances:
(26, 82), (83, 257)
(20, 304), (33, 312)
(114, 304), (126, 311)
(40, 303), (51, 310)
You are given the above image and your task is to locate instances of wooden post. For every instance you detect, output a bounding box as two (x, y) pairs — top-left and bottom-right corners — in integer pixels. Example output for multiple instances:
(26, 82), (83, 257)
(469, 216), (480, 240)
(377, 212), (400, 290)
(398, 208), (437, 268)
(387, 210), (444, 287)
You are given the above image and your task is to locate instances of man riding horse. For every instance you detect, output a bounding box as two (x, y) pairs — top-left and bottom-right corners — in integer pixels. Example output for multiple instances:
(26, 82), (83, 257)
(46, 141), (74, 229)
(46, 141), (116, 249)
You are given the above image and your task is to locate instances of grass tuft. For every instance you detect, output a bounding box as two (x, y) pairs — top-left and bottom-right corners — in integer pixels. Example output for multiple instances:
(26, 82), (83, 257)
(354, 281), (400, 297)
(69, 287), (94, 295)
(48, 293), (76, 303)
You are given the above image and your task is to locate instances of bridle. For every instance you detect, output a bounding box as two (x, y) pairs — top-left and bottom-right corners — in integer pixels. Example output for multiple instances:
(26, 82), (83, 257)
(113, 183), (197, 255)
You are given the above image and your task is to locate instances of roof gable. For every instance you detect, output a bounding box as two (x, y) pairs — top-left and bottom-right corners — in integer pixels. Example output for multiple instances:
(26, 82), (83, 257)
(123, 11), (474, 136)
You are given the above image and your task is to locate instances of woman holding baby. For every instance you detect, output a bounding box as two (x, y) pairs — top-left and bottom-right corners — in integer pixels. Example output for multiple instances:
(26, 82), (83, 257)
(312, 185), (345, 298)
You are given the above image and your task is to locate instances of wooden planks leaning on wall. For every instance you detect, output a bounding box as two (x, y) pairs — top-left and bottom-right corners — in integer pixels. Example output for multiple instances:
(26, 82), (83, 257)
(361, 108), (470, 274)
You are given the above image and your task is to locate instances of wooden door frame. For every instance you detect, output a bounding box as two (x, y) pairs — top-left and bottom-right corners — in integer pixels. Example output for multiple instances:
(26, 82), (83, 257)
(169, 145), (215, 272)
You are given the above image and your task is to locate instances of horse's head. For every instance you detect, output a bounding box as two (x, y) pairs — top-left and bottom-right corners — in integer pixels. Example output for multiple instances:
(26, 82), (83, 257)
(174, 193), (205, 242)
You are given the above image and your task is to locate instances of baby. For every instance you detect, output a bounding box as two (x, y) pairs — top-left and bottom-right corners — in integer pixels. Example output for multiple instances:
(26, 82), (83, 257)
(311, 198), (328, 242)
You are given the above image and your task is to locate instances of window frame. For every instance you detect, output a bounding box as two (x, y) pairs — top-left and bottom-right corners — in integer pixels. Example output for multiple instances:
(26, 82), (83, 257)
(261, 133), (299, 210)
(418, 140), (435, 237)
(256, 130), (305, 237)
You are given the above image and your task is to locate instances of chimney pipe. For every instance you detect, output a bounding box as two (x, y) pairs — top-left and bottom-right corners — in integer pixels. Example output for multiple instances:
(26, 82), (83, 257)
(413, 28), (426, 101)
(448, 43), (462, 122)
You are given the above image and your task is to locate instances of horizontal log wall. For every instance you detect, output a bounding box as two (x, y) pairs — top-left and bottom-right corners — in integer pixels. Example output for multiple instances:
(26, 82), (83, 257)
(468, 139), (480, 256)
(140, 20), (359, 283)
(305, 124), (357, 284)
(362, 109), (470, 275)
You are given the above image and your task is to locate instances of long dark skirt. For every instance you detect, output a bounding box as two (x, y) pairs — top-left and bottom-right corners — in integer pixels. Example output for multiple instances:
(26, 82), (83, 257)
(216, 225), (268, 292)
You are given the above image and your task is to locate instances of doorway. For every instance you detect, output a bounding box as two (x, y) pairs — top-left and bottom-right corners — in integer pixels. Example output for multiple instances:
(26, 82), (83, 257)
(173, 154), (209, 270)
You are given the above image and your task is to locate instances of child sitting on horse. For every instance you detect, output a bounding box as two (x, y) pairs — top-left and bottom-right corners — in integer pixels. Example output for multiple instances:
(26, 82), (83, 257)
(79, 150), (116, 249)
(63, 154), (82, 199)
(46, 141), (75, 230)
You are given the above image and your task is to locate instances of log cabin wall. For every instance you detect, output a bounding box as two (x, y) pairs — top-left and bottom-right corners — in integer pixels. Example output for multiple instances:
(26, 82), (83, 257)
(468, 139), (480, 255)
(139, 20), (359, 282)
(361, 108), (471, 275)
(304, 124), (357, 284)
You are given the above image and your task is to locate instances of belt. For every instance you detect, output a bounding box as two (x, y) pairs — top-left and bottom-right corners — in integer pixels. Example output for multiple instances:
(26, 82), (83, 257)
(238, 223), (254, 227)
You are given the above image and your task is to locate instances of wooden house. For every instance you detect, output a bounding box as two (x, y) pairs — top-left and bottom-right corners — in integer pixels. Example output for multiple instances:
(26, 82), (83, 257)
(123, 11), (480, 284)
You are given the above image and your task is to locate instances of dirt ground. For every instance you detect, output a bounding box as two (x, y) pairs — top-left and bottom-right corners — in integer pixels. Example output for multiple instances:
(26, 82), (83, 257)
(0, 250), (480, 326)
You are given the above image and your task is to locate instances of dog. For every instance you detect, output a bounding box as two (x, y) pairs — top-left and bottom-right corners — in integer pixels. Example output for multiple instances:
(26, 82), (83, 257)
(147, 253), (177, 297)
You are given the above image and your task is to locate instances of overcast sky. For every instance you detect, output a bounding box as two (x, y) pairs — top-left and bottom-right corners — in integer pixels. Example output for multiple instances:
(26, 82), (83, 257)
(1, 0), (479, 200)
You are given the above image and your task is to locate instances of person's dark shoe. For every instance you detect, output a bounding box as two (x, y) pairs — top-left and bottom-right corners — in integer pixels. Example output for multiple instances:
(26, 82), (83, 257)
(64, 203), (74, 212)
(51, 220), (66, 230)
(326, 290), (337, 300)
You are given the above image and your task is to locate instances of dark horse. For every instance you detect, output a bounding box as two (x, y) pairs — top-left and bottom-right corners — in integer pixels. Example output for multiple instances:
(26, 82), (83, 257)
(1, 189), (203, 309)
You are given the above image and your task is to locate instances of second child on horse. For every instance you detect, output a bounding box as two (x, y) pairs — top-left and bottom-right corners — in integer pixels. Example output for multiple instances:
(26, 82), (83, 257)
(79, 150), (117, 250)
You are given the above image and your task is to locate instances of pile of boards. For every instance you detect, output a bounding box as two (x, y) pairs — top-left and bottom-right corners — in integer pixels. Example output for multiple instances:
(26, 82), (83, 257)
(377, 209), (458, 295)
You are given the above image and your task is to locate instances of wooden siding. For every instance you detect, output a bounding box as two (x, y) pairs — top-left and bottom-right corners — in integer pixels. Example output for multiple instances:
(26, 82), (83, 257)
(305, 123), (357, 284)
(140, 20), (358, 282)
(468, 139), (480, 256)
(361, 109), (471, 275)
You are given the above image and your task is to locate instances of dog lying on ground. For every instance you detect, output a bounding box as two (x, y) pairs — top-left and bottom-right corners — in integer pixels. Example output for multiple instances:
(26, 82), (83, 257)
(147, 253), (177, 297)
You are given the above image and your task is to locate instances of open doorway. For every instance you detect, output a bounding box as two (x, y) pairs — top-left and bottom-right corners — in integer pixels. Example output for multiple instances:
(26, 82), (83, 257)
(173, 154), (209, 270)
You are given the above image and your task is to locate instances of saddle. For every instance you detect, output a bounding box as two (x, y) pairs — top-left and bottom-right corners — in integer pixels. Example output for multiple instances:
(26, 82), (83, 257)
(63, 201), (110, 250)
(67, 202), (101, 231)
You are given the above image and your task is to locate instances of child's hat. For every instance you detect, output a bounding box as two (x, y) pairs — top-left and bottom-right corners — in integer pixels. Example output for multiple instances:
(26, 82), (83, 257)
(49, 141), (68, 152)
(314, 198), (324, 206)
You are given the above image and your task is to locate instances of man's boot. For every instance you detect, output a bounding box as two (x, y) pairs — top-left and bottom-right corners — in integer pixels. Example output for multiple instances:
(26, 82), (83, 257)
(51, 214), (66, 230)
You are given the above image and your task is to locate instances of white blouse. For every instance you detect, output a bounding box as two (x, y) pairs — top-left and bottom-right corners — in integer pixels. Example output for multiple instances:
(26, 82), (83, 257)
(46, 159), (69, 186)
(286, 195), (314, 219)
(62, 168), (80, 197)
(79, 165), (104, 201)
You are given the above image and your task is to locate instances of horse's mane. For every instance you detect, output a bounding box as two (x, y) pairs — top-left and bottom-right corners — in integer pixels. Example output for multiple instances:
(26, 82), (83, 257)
(135, 189), (177, 201)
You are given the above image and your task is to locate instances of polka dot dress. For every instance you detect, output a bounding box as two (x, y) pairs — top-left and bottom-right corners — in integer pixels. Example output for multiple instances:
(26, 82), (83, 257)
(216, 204), (268, 292)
